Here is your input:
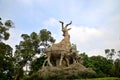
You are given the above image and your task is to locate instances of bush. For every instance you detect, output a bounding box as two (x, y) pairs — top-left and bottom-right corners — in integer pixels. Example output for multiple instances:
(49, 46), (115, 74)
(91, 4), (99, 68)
(23, 72), (39, 80)
(77, 71), (97, 79)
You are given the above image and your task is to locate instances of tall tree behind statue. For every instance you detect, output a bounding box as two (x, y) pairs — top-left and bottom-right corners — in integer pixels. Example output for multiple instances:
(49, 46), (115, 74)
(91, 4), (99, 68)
(14, 29), (55, 80)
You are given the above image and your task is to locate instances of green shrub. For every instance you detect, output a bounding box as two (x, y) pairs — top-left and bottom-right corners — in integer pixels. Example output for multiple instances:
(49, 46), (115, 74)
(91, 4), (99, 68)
(77, 71), (97, 79)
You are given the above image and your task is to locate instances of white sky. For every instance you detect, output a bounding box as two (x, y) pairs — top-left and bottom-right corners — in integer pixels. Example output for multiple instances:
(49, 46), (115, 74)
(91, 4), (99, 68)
(0, 0), (120, 57)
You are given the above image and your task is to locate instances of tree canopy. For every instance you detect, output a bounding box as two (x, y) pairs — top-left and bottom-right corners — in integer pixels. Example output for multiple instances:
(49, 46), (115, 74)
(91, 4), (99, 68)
(0, 18), (14, 80)
(14, 29), (55, 80)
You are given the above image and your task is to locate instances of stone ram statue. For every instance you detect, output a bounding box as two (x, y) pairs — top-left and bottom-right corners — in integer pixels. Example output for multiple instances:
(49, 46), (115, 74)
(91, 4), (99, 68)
(42, 21), (72, 67)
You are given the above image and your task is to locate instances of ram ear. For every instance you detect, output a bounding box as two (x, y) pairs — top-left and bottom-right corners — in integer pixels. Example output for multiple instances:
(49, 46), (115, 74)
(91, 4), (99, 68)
(68, 28), (71, 30)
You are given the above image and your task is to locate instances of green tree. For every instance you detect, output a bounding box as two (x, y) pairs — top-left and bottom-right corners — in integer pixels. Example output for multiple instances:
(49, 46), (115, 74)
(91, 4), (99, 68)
(114, 51), (120, 77)
(29, 56), (45, 75)
(79, 52), (91, 68)
(14, 29), (55, 80)
(114, 58), (120, 77)
(14, 32), (40, 80)
(89, 56), (113, 77)
(117, 50), (120, 59)
(0, 18), (14, 80)
(105, 49), (116, 60)
(39, 29), (55, 49)
(80, 52), (114, 77)
(30, 29), (55, 75)
(0, 18), (13, 41)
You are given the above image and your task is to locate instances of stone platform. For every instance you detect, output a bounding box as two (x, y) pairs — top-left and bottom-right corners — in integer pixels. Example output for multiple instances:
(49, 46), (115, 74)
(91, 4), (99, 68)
(38, 63), (96, 79)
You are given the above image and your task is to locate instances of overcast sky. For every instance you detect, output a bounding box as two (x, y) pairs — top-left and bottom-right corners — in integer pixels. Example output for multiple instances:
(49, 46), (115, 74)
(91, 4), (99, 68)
(0, 0), (120, 57)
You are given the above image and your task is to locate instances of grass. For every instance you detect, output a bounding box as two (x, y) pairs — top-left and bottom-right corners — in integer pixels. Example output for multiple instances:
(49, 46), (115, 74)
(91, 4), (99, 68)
(75, 77), (120, 80)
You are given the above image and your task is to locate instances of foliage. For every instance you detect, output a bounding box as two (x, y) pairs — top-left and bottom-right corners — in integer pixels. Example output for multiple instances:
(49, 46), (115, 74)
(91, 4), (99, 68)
(0, 42), (14, 80)
(104, 49), (120, 77)
(114, 58), (120, 77)
(105, 49), (116, 60)
(29, 56), (46, 75)
(0, 18), (13, 41)
(39, 29), (55, 48)
(14, 32), (40, 80)
(14, 29), (55, 80)
(80, 53), (114, 77)
(79, 53), (91, 68)
(0, 18), (14, 80)
(117, 51), (120, 58)
(22, 72), (39, 80)
(89, 56), (113, 77)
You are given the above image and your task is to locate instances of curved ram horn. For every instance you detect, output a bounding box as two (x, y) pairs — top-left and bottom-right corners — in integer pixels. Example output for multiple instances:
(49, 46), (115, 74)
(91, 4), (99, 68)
(65, 21), (72, 27)
(59, 21), (64, 29)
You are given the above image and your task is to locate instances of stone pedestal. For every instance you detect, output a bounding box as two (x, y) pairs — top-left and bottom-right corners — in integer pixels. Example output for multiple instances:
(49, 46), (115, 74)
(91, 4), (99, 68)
(38, 63), (96, 79)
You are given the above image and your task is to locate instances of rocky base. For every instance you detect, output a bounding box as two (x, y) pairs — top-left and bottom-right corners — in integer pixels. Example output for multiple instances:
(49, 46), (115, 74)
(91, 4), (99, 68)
(37, 63), (96, 79)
